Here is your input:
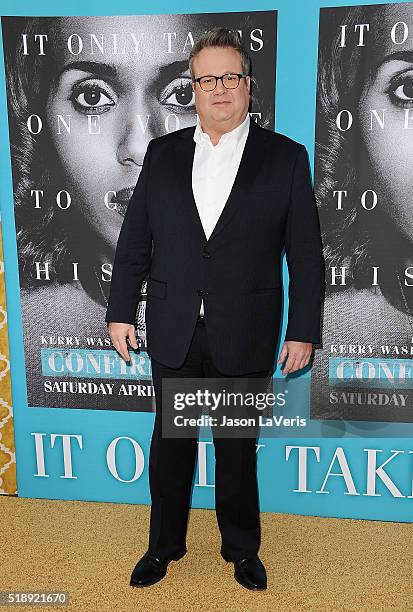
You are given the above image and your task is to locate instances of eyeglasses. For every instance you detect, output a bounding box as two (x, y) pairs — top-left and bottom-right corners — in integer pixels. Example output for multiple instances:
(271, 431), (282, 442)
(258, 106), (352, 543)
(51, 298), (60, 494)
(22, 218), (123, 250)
(192, 72), (249, 92)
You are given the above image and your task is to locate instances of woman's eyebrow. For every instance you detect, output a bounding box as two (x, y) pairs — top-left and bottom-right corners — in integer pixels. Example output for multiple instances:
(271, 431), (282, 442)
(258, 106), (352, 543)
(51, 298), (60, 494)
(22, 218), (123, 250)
(378, 50), (413, 69)
(157, 60), (190, 81)
(56, 60), (118, 80)
(55, 59), (190, 85)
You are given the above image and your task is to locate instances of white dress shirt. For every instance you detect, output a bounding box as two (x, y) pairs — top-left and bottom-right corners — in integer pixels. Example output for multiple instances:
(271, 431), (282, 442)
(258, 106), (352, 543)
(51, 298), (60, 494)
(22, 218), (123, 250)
(192, 112), (250, 315)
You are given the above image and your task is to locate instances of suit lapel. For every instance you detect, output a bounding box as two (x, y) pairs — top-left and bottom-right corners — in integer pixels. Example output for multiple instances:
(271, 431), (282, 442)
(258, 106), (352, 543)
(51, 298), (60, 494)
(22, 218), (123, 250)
(173, 116), (267, 245)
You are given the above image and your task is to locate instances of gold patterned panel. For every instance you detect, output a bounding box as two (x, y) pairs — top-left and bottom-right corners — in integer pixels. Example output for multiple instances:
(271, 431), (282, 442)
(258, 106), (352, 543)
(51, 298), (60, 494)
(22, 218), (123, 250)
(0, 215), (16, 494)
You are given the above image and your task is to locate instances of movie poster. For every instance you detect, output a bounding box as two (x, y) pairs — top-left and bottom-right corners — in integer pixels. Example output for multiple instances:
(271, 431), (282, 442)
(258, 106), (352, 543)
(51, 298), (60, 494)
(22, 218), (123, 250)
(1, 12), (277, 411)
(311, 3), (413, 423)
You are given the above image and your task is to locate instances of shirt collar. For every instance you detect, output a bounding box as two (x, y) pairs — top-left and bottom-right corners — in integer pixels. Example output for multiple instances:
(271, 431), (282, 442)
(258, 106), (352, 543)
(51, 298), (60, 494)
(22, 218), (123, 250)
(193, 112), (250, 149)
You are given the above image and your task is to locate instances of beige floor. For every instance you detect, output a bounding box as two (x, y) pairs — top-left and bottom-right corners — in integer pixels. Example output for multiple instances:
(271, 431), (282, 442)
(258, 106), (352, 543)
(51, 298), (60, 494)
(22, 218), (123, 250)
(1, 495), (412, 612)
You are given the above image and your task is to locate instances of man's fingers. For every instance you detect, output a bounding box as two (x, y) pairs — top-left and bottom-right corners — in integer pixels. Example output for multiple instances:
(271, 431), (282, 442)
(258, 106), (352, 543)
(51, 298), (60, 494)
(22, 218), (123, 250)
(283, 351), (311, 374)
(282, 354), (297, 375)
(113, 337), (131, 362)
(128, 326), (139, 349)
(277, 344), (288, 364)
(108, 322), (138, 363)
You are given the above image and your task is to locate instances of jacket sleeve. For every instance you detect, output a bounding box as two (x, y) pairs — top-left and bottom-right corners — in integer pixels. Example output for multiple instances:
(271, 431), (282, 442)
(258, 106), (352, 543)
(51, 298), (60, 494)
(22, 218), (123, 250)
(104, 139), (153, 325)
(284, 144), (325, 345)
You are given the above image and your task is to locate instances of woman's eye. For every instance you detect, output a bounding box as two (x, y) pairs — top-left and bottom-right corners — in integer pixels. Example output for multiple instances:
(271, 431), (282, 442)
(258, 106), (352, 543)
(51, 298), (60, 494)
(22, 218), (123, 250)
(71, 82), (115, 113)
(160, 78), (195, 109)
(388, 75), (413, 106)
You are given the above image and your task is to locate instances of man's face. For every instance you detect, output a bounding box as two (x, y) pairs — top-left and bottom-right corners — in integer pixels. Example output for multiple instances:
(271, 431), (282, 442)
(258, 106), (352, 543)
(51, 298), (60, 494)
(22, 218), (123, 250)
(191, 46), (251, 130)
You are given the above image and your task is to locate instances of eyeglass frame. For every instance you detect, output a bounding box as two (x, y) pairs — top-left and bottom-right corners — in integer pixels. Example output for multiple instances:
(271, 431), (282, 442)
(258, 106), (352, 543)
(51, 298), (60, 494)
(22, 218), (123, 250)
(192, 72), (250, 91)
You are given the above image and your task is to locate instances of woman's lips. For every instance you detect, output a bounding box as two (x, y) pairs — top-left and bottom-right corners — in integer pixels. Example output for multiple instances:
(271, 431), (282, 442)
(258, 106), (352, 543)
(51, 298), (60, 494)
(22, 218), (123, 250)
(111, 186), (135, 217)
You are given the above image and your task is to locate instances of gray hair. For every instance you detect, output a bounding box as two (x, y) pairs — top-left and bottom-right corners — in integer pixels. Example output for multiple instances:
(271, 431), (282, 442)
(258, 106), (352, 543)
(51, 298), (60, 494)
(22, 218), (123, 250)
(189, 27), (251, 79)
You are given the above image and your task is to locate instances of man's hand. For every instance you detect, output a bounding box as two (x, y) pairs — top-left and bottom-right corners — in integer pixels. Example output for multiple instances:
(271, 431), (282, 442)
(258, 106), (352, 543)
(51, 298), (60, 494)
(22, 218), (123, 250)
(277, 340), (313, 375)
(108, 322), (139, 363)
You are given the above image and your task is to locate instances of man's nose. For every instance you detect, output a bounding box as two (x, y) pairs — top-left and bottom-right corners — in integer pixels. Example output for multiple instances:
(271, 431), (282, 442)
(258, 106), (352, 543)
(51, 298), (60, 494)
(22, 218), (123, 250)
(214, 77), (227, 93)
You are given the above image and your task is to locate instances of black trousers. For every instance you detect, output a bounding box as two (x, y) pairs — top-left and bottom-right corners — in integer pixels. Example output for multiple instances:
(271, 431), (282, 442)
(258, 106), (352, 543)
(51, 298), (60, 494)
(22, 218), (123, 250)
(147, 315), (272, 563)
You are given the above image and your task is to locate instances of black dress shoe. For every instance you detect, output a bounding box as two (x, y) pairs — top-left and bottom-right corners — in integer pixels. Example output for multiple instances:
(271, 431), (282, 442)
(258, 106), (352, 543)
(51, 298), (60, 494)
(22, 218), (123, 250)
(233, 555), (267, 590)
(129, 548), (186, 587)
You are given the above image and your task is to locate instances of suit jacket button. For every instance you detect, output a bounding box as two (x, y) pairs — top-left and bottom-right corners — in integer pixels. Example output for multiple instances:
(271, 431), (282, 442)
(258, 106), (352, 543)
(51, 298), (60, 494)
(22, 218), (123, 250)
(197, 289), (204, 296)
(203, 251), (211, 258)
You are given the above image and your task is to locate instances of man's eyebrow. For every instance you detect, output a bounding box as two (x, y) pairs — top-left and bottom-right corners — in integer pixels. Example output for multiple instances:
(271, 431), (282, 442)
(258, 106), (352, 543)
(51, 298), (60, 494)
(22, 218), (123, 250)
(377, 50), (413, 69)
(57, 60), (119, 80)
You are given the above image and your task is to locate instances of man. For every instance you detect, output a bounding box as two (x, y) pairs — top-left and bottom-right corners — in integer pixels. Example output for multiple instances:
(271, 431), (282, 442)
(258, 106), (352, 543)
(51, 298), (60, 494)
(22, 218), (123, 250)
(105, 27), (324, 591)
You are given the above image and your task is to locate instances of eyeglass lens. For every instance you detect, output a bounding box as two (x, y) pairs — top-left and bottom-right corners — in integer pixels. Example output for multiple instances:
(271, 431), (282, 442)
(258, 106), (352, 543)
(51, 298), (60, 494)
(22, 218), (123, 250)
(199, 74), (241, 91)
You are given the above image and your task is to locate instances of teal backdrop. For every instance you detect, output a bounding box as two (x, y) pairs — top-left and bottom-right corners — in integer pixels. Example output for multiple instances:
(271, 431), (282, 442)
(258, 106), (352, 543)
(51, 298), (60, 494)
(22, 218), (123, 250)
(1, 0), (413, 522)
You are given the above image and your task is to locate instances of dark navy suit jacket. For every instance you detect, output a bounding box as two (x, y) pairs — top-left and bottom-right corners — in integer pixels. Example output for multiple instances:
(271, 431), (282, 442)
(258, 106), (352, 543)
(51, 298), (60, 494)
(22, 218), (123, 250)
(105, 116), (325, 375)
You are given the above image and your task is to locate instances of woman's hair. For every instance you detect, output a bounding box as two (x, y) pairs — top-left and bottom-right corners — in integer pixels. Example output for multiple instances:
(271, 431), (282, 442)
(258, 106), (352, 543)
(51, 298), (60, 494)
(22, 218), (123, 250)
(4, 17), (72, 288)
(4, 15), (273, 290)
(316, 5), (390, 292)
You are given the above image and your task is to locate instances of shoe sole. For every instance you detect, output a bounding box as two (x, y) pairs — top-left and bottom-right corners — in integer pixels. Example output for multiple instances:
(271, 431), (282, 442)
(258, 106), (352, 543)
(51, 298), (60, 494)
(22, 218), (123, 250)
(234, 574), (267, 591)
(130, 569), (167, 588)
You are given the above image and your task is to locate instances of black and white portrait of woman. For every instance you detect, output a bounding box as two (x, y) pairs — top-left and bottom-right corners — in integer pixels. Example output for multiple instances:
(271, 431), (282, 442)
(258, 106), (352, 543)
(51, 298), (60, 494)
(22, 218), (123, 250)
(1, 12), (276, 410)
(311, 3), (413, 423)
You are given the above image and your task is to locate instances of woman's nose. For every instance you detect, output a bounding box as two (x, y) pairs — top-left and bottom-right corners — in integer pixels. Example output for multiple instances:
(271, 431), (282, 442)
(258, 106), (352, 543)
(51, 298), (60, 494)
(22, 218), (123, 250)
(117, 94), (158, 166)
(117, 120), (152, 167)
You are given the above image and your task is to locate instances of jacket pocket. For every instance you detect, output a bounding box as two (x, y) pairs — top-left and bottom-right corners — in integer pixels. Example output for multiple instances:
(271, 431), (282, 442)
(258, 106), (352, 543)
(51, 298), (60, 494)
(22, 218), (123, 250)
(146, 277), (167, 299)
